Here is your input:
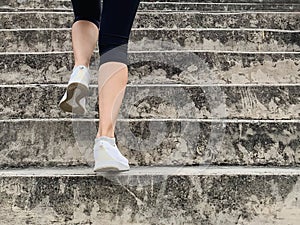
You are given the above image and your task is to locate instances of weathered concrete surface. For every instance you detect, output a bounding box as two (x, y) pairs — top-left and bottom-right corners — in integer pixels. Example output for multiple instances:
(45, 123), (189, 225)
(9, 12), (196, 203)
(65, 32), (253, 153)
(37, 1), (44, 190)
(0, 120), (299, 168)
(1, 1), (300, 12)
(0, 12), (74, 29)
(135, 12), (300, 30)
(1, 12), (300, 29)
(145, 0), (300, 2)
(1, 29), (300, 52)
(0, 166), (300, 225)
(0, 85), (299, 120)
(1, 52), (299, 85)
(1, 0), (299, 3)
(138, 3), (300, 12)
(129, 29), (300, 52)
(0, 0), (72, 9)
(0, 0), (299, 11)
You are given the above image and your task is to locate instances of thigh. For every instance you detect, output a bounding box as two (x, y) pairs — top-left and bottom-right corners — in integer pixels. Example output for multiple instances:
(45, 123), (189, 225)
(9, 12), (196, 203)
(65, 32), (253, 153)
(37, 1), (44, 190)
(99, 0), (140, 44)
(71, 0), (101, 28)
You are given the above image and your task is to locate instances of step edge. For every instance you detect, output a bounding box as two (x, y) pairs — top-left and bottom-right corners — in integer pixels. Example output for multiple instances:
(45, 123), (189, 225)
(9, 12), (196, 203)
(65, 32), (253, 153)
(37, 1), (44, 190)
(1, 27), (300, 32)
(1, 165), (300, 177)
(0, 118), (299, 123)
(1, 50), (300, 55)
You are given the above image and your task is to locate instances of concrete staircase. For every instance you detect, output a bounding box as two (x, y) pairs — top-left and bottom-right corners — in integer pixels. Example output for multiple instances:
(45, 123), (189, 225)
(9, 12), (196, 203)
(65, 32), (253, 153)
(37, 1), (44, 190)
(0, 0), (299, 224)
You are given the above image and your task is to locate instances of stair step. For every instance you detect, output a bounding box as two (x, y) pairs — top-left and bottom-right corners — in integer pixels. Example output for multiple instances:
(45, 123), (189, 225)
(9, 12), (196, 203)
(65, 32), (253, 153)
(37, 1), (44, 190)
(138, 3), (300, 12)
(2, 165), (300, 176)
(143, 0), (300, 2)
(1, 52), (299, 85)
(1, 0), (300, 11)
(1, 29), (299, 52)
(0, 119), (299, 168)
(2, 3), (300, 13)
(0, 166), (300, 224)
(0, 84), (299, 120)
(1, 12), (300, 29)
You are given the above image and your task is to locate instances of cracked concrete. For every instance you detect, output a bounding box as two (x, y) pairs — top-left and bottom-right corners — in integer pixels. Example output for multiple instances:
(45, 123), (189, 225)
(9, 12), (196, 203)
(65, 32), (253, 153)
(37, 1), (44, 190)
(1, 29), (300, 52)
(1, 12), (300, 29)
(1, 52), (299, 85)
(0, 167), (300, 224)
(0, 120), (299, 168)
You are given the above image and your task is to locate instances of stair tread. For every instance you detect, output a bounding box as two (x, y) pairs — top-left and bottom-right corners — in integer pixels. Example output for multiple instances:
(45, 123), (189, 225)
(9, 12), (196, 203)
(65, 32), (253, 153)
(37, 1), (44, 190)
(1, 165), (300, 177)
(2, 11), (300, 30)
(1, 51), (299, 85)
(0, 85), (299, 120)
(1, 165), (299, 224)
(1, 29), (300, 53)
(0, 119), (299, 168)
(2, 2), (300, 13)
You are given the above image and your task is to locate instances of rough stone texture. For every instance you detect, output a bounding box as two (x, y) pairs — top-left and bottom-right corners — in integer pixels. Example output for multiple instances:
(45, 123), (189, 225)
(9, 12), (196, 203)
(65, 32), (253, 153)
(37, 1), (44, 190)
(134, 12), (300, 30)
(129, 29), (300, 52)
(0, 29), (73, 52)
(0, 120), (299, 168)
(1, 3), (300, 12)
(0, 0), (72, 10)
(0, 85), (299, 120)
(0, 12), (74, 29)
(1, 0), (300, 10)
(145, 0), (300, 2)
(1, 12), (300, 29)
(0, 167), (300, 224)
(1, 29), (300, 52)
(1, 52), (299, 85)
(138, 3), (300, 12)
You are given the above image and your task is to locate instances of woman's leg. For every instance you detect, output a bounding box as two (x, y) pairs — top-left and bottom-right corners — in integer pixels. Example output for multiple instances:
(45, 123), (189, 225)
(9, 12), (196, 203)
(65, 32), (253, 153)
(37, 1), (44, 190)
(71, 0), (101, 67)
(72, 21), (98, 68)
(59, 0), (101, 114)
(97, 0), (140, 138)
(97, 62), (128, 138)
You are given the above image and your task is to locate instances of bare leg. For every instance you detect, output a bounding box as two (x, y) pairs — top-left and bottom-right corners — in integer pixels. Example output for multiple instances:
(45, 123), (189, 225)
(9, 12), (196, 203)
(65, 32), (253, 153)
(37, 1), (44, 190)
(96, 62), (128, 138)
(72, 20), (98, 68)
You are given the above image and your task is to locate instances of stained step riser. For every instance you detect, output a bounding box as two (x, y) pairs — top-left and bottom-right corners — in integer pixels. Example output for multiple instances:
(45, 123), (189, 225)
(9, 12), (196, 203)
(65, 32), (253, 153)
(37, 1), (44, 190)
(0, 173), (300, 224)
(1, 13), (300, 29)
(0, 85), (299, 119)
(2, 4), (300, 13)
(1, 30), (299, 52)
(0, 120), (299, 167)
(1, 52), (299, 85)
(1, 0), (300, 9)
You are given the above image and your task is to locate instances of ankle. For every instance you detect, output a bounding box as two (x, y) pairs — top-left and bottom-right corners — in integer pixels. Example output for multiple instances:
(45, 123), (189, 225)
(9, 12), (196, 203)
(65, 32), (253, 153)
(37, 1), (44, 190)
(96, 135), (116, 146)
(96, 132), (114, 139)
(74, 63), (89, 68)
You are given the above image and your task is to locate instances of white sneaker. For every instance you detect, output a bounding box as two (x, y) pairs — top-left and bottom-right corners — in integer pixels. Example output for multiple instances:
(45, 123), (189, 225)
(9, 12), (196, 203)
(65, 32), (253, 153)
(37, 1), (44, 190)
(93, 138), (130, 172)
(59, 65), (90, 114)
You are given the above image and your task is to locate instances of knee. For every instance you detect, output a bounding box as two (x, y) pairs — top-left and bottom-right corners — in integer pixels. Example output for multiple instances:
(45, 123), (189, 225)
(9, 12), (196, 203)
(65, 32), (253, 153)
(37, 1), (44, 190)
(74, 17), (100, 29)
(99, 35), (129, 66)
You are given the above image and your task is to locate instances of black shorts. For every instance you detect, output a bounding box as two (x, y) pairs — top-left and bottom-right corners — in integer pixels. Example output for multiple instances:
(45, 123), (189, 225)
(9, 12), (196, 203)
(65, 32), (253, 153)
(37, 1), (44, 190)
(71, 0), (140, 65)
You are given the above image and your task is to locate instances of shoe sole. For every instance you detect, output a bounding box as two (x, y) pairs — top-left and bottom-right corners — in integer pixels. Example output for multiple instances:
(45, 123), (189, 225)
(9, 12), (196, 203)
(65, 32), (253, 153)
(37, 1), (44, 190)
(59, 82), (89, 114)
(94, 161), (130, 172)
